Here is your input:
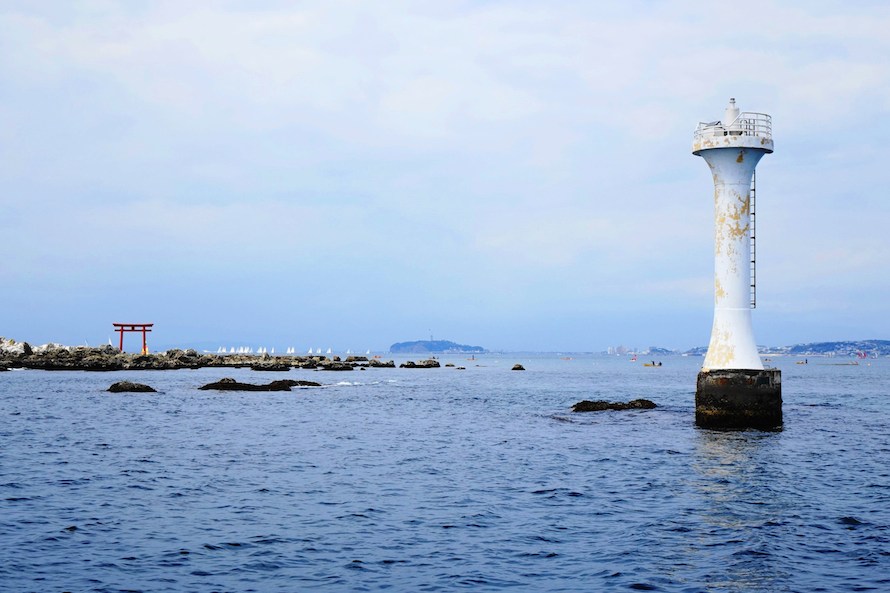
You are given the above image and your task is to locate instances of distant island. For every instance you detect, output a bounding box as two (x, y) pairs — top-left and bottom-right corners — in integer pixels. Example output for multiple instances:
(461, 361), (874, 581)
(390, 340), (485, 354)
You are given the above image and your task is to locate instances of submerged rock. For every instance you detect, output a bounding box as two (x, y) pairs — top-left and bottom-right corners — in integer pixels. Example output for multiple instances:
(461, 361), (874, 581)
(512, 364), (525, 371)
(108, 381), (157, 393)
(281, 379), (322, 388)
(572, 399), (657, 412)
(198, 378), (321, 391)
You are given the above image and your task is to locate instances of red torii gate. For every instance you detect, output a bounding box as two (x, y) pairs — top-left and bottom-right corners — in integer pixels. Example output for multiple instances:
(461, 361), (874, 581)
(113, 323), (153, 354)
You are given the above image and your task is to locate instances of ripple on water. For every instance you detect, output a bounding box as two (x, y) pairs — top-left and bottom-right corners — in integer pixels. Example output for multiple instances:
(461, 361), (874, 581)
(1, 359), (889, 591)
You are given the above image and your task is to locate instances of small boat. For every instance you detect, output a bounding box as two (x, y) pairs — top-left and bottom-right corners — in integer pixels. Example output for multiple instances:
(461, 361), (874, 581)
(643, 361), (662, 367)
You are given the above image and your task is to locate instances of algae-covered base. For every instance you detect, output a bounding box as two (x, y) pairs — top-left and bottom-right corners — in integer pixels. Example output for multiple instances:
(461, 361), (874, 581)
(695, 368), (782, 430)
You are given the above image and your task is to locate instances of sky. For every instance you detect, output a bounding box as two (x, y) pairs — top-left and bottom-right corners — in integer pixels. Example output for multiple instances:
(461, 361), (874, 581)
(2, 1), (889, 352)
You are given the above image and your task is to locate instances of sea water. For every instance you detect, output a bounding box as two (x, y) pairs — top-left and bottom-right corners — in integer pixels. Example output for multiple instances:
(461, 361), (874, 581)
(1, 354), (888, 592)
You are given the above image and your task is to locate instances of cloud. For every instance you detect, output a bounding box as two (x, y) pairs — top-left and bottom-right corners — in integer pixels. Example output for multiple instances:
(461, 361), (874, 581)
(2, 1), (889, 348)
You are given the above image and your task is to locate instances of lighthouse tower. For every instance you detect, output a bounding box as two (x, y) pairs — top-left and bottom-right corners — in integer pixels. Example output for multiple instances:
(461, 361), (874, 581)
(692, 99), (782, 429)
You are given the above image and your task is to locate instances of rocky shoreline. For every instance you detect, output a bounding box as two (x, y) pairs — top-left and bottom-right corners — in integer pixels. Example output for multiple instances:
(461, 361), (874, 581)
(0, 337), (408, 372)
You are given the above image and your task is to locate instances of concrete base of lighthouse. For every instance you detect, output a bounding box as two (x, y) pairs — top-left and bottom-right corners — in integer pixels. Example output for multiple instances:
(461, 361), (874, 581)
(695, 369), (782, 430)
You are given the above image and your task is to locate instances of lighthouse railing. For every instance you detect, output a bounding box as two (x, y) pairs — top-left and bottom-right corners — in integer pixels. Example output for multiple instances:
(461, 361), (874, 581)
(694, 112), (771, 142)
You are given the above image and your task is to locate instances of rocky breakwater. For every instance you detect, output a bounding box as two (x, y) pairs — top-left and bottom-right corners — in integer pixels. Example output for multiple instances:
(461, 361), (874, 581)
(0, 337), (397, 372)
(0, 339), (218, 371)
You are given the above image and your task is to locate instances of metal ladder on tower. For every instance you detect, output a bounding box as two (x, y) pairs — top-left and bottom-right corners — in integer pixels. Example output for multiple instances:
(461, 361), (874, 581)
(749, 171), (756, 309)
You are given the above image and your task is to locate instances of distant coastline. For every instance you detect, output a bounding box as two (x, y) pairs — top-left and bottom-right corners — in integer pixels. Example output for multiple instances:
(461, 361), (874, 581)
(612, 339), (890, 358)
(3, 336), (888, 370)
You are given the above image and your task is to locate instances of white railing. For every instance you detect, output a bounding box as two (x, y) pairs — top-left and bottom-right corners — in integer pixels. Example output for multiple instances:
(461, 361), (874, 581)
(694, 112), (772, 142)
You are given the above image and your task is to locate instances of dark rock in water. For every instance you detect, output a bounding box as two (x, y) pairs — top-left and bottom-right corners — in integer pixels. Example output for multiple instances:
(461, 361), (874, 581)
(108, 381), (157, 393)
(316, 360), (354, 371)
(368, 359), (396, 368)
(250, 362), (292, 371)
(400, 359), (441, 369)
(572, 399), (657, 412)
(198, 378), (320, 391)
(512, 364), (525, 371)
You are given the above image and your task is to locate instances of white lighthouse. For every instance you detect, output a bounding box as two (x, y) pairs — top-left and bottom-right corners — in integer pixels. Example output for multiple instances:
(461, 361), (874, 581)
(693, 98), (772, 371)
(692, 99), (781, 429)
